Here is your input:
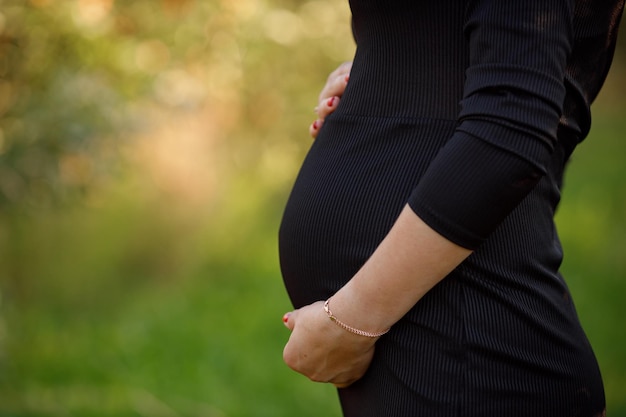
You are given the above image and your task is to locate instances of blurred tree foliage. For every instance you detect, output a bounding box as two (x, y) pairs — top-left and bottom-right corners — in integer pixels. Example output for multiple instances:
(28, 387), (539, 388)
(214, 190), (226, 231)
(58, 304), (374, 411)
(0, 0), (354, 209)
(1, 0), (142, 206)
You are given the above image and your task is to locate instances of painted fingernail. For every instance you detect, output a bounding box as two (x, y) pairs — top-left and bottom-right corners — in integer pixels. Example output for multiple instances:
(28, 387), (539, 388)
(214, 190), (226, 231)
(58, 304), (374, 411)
(282, 313), (291, 323)
(327, 96), (335, 107)
(312, 120), (319, 130)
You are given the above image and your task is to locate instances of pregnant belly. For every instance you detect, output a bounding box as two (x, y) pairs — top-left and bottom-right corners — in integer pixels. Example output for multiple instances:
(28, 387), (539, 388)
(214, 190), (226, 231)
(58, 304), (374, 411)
(278, 115), (456, 308)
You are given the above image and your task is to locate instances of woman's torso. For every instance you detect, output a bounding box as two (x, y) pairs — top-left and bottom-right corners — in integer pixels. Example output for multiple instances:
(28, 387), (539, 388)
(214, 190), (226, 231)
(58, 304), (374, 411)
(279, 0), (607, 415)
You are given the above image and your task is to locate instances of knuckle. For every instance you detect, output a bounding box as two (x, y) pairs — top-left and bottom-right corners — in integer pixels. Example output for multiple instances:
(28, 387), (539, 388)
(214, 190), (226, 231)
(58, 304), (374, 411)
(309, 372), (327, 383)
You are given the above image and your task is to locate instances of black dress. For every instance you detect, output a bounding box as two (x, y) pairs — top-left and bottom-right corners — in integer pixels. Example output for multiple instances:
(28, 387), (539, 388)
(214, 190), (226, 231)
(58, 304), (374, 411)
(279, 0), (624, 416)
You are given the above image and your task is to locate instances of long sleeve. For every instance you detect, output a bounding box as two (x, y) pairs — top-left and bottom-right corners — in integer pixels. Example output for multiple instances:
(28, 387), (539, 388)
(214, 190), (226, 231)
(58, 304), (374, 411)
(407, 0), (574, 249)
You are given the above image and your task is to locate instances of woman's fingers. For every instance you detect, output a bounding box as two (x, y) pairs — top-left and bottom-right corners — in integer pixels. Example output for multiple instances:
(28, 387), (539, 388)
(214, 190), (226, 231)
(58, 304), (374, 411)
(316, 95), (340, 120)
(310, 62), (352, 139)
(316, 75), (348, 119)
(282, 311), (294, 330)
(310, 119), (323, 139)
(310, 95), (342, 138)
(318, 71), (350, 106)
(318, 61), (352, 103)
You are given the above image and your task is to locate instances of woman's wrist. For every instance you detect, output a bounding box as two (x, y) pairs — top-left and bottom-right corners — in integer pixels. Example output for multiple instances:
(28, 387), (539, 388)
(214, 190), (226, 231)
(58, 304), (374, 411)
(328, 282), (398, 337)
(324, 297), (391, 338)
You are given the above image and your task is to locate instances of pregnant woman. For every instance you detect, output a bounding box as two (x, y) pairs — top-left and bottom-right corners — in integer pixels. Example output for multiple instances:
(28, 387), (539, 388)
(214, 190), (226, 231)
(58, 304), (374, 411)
(279, 0), (624, 416)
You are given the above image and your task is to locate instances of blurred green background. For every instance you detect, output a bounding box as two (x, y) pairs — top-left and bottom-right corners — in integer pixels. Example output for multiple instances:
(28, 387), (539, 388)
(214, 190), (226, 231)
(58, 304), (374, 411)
(0, 1), (624, 416)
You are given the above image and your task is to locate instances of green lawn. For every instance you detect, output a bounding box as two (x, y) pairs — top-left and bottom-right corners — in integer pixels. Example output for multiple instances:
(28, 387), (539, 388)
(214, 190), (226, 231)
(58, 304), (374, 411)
(0, 192), (342, 417)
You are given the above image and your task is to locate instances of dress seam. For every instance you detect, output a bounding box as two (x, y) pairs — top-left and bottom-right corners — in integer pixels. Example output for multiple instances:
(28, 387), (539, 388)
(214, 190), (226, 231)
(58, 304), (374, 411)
(330, 111), (458, 125)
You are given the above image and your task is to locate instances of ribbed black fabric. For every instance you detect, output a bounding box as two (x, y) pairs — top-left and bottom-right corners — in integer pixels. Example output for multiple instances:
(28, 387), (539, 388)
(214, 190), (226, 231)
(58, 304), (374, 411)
(279, 0), (623, 415)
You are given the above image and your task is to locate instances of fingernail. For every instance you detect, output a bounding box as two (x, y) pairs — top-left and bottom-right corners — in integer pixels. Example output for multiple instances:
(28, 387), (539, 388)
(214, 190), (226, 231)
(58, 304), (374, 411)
(312, 120), (319, 130)
(327, 96), (335, 107)
(282, 312), (291, 324)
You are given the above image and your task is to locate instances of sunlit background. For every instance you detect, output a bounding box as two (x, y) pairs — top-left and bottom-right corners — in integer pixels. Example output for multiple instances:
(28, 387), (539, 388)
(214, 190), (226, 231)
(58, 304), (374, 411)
(0, 1), (624, 416)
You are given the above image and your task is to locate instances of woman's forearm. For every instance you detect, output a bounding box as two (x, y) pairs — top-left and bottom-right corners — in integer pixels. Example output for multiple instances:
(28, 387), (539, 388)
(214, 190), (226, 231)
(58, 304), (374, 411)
(329, 205), (473, 334)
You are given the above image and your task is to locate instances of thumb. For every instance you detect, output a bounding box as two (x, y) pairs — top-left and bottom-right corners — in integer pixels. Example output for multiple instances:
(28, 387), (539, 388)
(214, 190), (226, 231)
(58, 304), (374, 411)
(282, 310), (296, 331)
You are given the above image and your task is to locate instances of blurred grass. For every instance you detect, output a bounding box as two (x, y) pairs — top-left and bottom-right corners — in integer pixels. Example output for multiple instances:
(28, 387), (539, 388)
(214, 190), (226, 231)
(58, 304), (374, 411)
(556, 116), (626, 416)
(0, 175), (343, 417)
(0, 1), (625, 416)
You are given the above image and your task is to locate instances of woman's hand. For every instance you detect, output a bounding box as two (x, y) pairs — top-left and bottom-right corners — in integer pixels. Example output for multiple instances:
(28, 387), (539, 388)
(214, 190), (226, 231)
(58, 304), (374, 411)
(282, 300), (377, 388)
(310, 61), (352, 139)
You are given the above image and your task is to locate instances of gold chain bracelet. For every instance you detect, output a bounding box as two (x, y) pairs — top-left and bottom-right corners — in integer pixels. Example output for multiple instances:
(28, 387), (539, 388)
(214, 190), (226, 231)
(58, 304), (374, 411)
(323, 298), (390, 338)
